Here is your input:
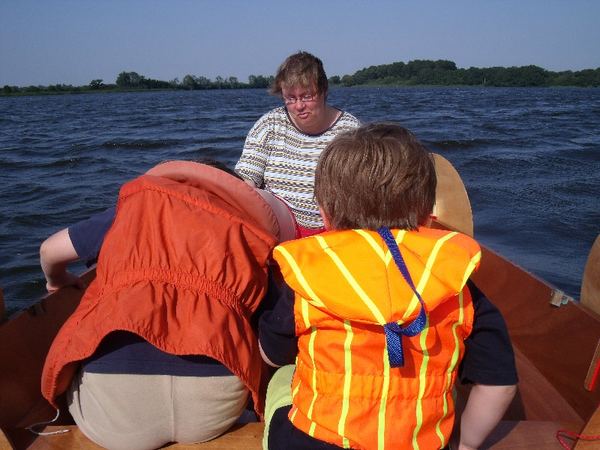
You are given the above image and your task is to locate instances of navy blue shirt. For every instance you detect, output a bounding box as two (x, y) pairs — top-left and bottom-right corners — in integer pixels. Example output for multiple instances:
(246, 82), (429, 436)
(69, 207), (233, 377)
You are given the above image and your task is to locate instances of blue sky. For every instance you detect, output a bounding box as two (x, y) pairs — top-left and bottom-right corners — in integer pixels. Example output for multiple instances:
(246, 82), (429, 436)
(1, 0), (599, 87)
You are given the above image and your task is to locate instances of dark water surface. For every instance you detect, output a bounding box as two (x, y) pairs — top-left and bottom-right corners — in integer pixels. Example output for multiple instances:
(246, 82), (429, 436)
(1, 87), (599, 313)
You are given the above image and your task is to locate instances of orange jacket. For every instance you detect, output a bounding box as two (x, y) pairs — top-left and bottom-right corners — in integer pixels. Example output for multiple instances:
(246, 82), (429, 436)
(273, 228), (481, 449)
(42, 161), (280, 416)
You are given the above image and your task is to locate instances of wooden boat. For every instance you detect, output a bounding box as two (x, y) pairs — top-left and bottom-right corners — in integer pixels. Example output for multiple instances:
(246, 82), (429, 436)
(1, 155), (599, 449)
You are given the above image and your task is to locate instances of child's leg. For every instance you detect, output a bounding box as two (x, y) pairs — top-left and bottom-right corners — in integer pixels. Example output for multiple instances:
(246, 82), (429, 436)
(263, 365), (295, 450)
(263, 365), (350, 450)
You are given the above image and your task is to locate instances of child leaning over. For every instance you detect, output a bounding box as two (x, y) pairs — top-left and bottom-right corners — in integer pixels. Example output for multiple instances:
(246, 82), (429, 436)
(258, 123), (518, 450)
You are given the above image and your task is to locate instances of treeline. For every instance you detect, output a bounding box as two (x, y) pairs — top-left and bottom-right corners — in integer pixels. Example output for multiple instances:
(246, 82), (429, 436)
(330, 60), (600, 87)
(1, 71), (274, 95)
(114, 71), (274, 90)
(3, 60), (600, 95)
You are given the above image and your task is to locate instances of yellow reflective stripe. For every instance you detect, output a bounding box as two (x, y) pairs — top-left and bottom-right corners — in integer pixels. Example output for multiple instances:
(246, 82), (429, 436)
(315, 235), (386, 325)
(306, 325), (318, 436)
(301, 297), (311, 328)
(435, 290), (465, 446)
(377, 346), (391, 450)
(290, 362), (300, 422)
(402, 232), (457, 322)
(412, 316), (431, 450)
(274, 246), (326, 308)
(290, 354), (300, 405)
(298, 297), (319, 434)
(290, 300), (310, 424)
(338, 320), (353, 448)
(291, 379), (300, 401)
(462, 250), (482, 286)
(355, 229), (406, 266)
(355, 229), (386, 259)
(290, 405), (298, 422)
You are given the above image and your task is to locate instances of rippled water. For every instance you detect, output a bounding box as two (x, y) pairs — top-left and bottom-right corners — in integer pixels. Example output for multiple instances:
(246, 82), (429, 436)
(1, 87), (599, 314)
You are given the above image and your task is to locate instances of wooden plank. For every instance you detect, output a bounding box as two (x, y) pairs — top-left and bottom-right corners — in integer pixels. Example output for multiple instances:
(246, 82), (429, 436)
(574, 405), (600, 449)
(510, 347), (583, 425)
(0, 428), (12, 450)
(432, 153), (474, 237)
(0, 286), (5, 324)
(471, 244), (600, 422)
(485, 421), (573, 449)
(584, 339), (600, 392)
(0, 271), (94, 431)
(25, 423), (264, 450)
(581, 235), (600, 315)
(23, 420), (581, 450)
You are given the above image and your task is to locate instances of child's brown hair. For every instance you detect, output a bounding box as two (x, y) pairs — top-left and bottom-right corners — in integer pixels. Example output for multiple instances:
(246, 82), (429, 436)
(315, 123), (436, 231)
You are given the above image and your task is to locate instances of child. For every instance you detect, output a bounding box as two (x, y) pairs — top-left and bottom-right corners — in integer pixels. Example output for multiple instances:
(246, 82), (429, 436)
(258, 123), (518, 450)
(39, 160), (297, 450)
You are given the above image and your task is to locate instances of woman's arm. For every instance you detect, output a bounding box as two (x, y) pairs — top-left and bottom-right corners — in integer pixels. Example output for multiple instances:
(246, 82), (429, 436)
(40, 228), (85, 292)
(235, 113), (273, 188)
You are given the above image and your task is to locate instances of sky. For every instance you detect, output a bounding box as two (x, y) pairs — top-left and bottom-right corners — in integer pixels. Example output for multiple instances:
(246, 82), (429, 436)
(1, 0), (599, 87)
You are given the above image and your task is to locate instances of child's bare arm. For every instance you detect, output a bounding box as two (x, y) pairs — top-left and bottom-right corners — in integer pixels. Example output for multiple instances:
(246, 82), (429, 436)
(40, 228), (85, 292)
(458, 383), (517, 450)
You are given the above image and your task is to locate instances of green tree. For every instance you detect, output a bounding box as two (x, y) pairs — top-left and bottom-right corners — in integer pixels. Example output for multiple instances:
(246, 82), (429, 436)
(195, 76), (211, 89)
(89, 79), (103, 89)
(116, 71), (142, 88)
(227, 76), (240, 88)
(182, 74), (196, 89)
(248, 75), (271, 88)
(341, 74), (354, 86)
(329, 75), (341, 85)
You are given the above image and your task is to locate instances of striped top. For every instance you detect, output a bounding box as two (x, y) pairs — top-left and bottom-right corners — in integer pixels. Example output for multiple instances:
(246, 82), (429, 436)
(235, 107), (360, 229)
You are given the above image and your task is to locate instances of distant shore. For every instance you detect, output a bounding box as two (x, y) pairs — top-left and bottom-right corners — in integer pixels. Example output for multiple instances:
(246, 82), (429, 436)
(3, 59), (599, 96)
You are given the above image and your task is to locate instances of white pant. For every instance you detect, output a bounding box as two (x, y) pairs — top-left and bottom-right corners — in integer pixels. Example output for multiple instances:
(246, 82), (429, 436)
(68, 370), (249, 450)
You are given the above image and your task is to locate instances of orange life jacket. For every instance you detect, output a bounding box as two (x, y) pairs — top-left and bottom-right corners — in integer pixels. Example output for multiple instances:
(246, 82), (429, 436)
(42, 161), (280, 417)
(273, 227), (481, 449)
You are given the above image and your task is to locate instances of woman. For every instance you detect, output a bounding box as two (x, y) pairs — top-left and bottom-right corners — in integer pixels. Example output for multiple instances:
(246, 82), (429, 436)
(38, 161), (297, 450)
(235, 51), (360, 237)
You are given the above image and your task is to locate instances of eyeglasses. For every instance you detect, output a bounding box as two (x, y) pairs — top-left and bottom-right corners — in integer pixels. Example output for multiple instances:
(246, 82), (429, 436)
(283, 93), (318, 105)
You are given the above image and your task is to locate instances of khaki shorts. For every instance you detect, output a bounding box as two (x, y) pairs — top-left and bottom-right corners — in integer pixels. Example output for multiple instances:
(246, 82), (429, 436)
(68, 370), (249, 450)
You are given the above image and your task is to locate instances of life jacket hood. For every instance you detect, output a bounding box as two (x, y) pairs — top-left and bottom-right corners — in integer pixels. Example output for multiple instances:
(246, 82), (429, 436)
(274, 228), (481, 326)
(272, 227), (482, 449)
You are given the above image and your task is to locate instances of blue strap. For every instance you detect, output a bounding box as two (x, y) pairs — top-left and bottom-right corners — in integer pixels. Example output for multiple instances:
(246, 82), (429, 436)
(377, 227), (427, 368)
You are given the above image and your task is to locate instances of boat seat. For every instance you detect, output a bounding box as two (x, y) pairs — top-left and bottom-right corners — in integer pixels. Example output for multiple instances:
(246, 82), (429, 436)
(13, 422), (264, 449)
(14, 419), (584, 450)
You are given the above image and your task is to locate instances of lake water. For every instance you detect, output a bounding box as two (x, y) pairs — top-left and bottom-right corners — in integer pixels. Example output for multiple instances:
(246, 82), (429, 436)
(0, 87), (599, 314)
